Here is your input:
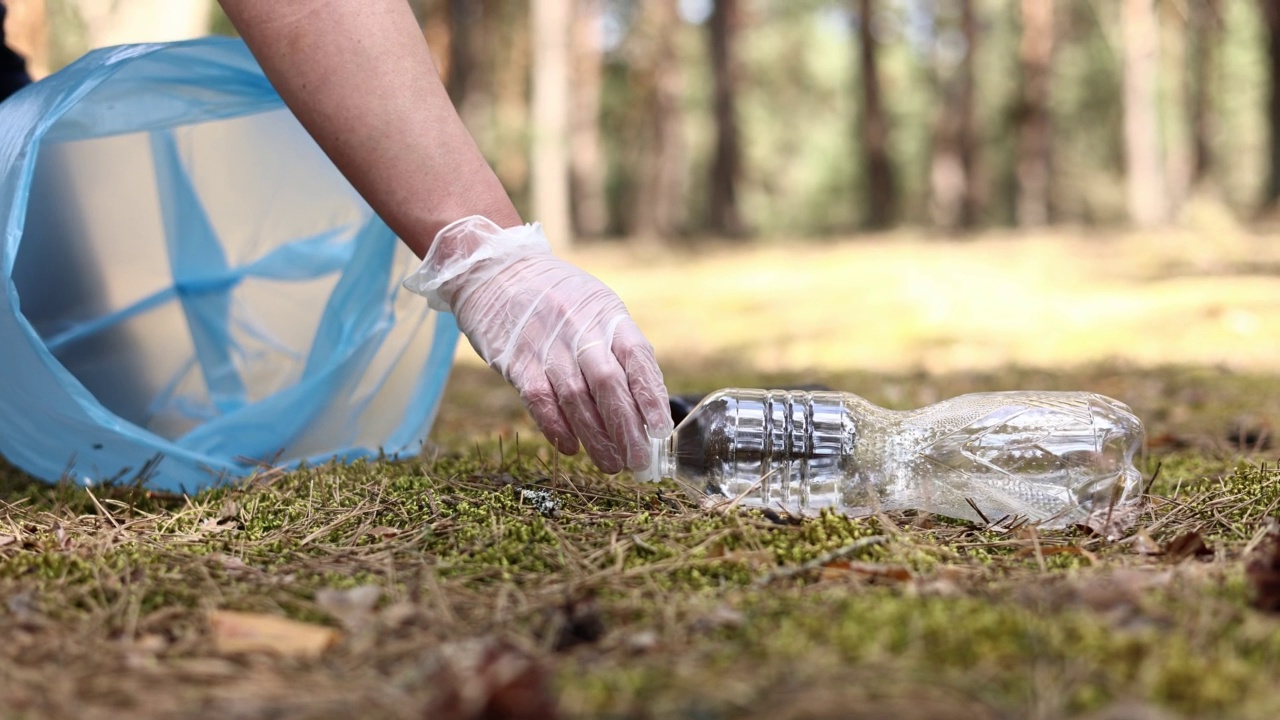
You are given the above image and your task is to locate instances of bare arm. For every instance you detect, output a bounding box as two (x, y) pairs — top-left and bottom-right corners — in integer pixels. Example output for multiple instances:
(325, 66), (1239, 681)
(215, 0), (521, 258)
(218, 0), (675, 472)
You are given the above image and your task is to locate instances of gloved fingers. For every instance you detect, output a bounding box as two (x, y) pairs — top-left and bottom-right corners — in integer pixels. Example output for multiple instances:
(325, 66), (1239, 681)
(611, 320), (675, 439)
(515, 373), (581, 457)
(545, 353), (624, 473)
(575, 335), (652, 471)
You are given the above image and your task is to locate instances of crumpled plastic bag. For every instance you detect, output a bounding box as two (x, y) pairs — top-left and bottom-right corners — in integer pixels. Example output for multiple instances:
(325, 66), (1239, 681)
(0, 37), (459, 491)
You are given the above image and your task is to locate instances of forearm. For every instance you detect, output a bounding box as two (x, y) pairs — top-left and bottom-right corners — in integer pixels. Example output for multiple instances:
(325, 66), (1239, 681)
(216, 0), (521, 258)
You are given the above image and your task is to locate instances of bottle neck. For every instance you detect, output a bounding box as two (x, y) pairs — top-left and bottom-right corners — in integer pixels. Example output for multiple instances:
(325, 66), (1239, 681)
(641, 434), (673, 483)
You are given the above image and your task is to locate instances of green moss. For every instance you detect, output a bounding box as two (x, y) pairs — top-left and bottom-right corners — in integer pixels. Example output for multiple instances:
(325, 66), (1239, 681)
(3, 363), (1280, 718)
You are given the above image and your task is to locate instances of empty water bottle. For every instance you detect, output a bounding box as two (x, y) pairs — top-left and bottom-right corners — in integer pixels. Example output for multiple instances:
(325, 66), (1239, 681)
(643, 389), (1145, 528)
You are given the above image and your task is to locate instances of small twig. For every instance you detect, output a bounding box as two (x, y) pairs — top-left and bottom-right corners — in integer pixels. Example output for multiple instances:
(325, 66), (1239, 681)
(964, 497), (990, 526)
(83, 487), (121, 530)
(1028, 526), (1047, 574)
(751, 535), (889, 588)
(1143, 461), (1164, 498)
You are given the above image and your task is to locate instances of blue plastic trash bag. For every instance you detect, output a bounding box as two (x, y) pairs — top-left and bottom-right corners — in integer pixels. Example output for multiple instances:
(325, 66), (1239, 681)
(0, 37), (460, 492)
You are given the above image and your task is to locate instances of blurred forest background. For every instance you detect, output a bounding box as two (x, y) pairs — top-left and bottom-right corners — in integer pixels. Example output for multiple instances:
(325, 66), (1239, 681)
(8, 0), (1280, 248)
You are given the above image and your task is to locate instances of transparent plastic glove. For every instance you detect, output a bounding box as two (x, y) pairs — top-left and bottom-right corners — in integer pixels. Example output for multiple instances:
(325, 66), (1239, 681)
(402, 215), (674, 473)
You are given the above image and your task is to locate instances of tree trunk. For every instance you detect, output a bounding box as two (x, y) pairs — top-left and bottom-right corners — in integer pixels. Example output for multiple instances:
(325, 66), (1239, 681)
(707, 0), (746, 238)
(419, 0), (453, 80)
(531, 0), (574, 247)
(928, 0), (980, 231)
(1260, 0), (1280, 209)
(569, 0), (609, 239)
(630, 0), (686, 241)
(856, 0), (896, 229)
(1189, 0), (1221, 186)
(445, 0), (475, 105)
(491, 2), (530, 220)
(1122, 0), (1168, 228)
(1015, 0), (1053, 227)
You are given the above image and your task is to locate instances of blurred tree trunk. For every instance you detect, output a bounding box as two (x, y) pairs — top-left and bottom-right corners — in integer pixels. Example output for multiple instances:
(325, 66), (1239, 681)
(70, 0), (210, 49)
(1260, 0), (1280, 210)
(928, 0), (981, 231)
(1164, 0), (1192, 210)
(1014, 0), (1053, 227)
(492, 2), (531, 219)
(1188, 0), (1221, 187)
(416, 0), (475, 105)
(855, 0), (896, 229)
(630, 0), (686, 241)
(570, 0), (609, 239)
(445, 0), (474, 105)
(5, 0), (47, 79)
(419, 0), (453, 78)
(707, 0), (746, 238)
(531, 0), (573, 246)
(1121, 0), (1168, 228)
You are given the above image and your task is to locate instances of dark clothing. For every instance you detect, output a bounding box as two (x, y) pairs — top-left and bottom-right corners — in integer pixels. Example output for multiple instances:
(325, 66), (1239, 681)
(1, 4), (32, 103)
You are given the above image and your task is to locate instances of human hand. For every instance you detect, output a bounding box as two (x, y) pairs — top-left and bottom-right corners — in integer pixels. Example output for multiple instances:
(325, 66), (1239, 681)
(402, 215), (673, 473)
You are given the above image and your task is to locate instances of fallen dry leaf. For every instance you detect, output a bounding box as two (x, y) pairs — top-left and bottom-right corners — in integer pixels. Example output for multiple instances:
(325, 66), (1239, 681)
(208, 609), (339, 658)
(546, 591), (605, 652)
(1014, 544), (1090, 560)
(50, 521), (70, 550)
(316, 584), (382, 632)
(1078, 501), (1144, 540)
(1070, 568), (1173, 625)
(209, 552), (255, 573)
(819, 560), (913, 583)
(0, 534), (15, 548)
(1164, 531), (1213, 561)
(364, 526), (400, 541)
(1131, 528), (1162, 555)
(198, 517), (238, 533)
(423, 638), (560, 720)
(705, 543), (772, 568)
(691, 604), (745, 633)
(1246, 522), (1280, 613)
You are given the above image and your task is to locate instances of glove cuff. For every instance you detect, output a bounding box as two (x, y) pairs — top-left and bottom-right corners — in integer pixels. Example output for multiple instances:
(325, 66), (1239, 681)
(401, 214), (552, 312)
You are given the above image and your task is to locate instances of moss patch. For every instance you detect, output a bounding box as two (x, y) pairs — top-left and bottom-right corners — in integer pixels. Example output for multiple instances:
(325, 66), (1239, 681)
(2, 363), (1280, 719)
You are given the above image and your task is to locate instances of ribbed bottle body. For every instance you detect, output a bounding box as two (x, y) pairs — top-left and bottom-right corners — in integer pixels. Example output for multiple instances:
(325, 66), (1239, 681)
(648, 388), (1145, 528)
(650, 389), (880, 513)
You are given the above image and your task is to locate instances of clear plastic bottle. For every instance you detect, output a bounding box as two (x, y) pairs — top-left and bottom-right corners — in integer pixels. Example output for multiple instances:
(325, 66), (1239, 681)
(643, 389), (1145, 528)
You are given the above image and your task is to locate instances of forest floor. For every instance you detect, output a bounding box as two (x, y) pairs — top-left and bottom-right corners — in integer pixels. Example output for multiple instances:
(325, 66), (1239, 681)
(2, 224), (1280, 719)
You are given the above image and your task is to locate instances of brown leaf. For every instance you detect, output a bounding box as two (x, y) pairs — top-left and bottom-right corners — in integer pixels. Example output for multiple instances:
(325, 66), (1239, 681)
(210, 553), (255, 573)
(691, 604), (744, 633)
(50, 521), (70, 550)
(1164, 531), (1213, 561)
(6, 591), (40, 623)
(198, 518), (237, 533)
(1072, 568), (1173, 617)
(820, 560), (913, 583)
(316, 585), (382, 632)
(546, 591), (605, 652)
(1078, 502), (1144, 540)
(1131, 528), (1162, 555)
(218, 500), (241, 520)
(1146, 432), (1193, 451)
(208, 610), (339, 658)
(1246, 522), (1280, 613)
(1013, 544), (1088, 560)
(364, 526), (400, 541)
(624, 630), (659, 654)
(0, 534), (15, 548)
(424, 638), (560, 720)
